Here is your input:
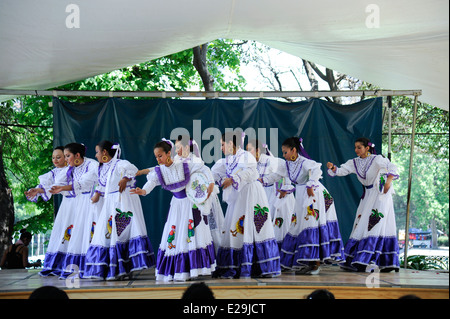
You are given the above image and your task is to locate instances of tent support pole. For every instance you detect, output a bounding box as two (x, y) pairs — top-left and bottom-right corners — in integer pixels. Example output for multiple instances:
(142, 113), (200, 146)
(387, 96), (392, 161)
(403, 94), (419, 269)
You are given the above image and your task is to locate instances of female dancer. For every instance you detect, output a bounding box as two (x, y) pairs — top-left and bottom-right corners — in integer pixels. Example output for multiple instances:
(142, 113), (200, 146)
(211, 132), (281, 279)
(246, 139), (296, 250)
(40, 143), (98, 278)
(84, 141), (155, 280)
(131, 139), (216, 282)
(25, 146), (66, 203)
(174, 135), (225, 254)
(327, 137), (400, 272)
(276, 137), (345, 275)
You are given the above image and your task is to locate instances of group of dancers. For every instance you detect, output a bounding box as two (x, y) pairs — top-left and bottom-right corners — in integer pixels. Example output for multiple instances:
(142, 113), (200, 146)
(25, 133), (400, 282)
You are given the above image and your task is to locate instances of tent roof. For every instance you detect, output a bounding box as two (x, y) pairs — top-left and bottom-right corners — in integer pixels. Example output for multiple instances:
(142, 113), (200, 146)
(0, 0), (448, 110)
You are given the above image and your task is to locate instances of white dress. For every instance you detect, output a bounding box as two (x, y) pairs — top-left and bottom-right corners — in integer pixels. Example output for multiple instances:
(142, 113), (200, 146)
(174, 153), (225, 255)
(276, 155), (345, 269)
(328, 154), (400, 271)
(84, 159), (156, 280)
(142, 160), (216, 281)
(40, 158), (98, 278)
(257, 154), (296, 250)
(26, 167), (66, 204)
(211, 148), (281, 278)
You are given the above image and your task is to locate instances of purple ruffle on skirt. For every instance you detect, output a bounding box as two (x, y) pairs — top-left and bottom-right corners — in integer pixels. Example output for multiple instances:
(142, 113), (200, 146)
(156, 243), (216, 278)
(280, 221), (345, 269)
(214, 239), (281, 278)
(341, 235), (400, 271)
(84, 236), (156, 280)
(39, 252), (86, 279)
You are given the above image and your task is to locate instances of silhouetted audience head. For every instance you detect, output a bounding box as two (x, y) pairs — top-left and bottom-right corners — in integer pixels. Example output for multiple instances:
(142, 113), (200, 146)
(399, 294), (421, 299)
(182, 282), (215, 299)
(306, 289), (335, 299)
(29, 286), (69, 299)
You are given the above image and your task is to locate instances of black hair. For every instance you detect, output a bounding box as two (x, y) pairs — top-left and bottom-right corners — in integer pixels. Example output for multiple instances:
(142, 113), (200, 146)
(29, 286), (69, 300)
(282, 136), (312, 159)
(154, 140), (172, 153)
(64, 143), (86, 158)
(97, 140), (117, 158)
(177, 135), (194, 152)
(306, 289), (335, 300)
(355, 137), (376, 154)
(181, 282), (215, 300)
(54, 146), (64, 152)
(19, 229), (32, 241)
(247, 139), (263, 151)
(221, 132), (239, 147)
(282, 137), (301, 152)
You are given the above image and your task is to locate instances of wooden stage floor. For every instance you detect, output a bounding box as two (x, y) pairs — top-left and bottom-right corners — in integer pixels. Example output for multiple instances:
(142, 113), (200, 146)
(0, 265), (448, 299)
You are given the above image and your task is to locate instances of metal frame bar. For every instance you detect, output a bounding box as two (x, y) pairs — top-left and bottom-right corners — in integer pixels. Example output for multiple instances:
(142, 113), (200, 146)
(0, 89), (421, 98)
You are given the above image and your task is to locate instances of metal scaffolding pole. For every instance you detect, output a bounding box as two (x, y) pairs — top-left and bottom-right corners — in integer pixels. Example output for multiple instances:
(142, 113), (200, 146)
(403, 94), (419, 268)
(0, 89), (422, 99)
(388, 96), (392, 161)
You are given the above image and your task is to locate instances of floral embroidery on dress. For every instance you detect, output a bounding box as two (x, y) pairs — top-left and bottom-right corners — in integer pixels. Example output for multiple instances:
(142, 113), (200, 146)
(90, 222), (96, 243)
(231, 215), (245, 236)
(105, 215), (113, 239)
(187, 219), (195, 242)
(62, 225), (73, 243)
(305, 204), (319, 221)
(291, 213), (297, 226)
(274, 217), (284, 228)
(167, 225), (176, 249)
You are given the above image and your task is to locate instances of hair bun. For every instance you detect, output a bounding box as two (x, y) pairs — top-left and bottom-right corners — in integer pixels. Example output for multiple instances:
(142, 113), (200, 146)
(20, 228), (27, 234)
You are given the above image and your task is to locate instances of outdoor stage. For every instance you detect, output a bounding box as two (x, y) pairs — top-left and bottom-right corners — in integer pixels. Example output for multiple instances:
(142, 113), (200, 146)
(0, 265), (447, 299)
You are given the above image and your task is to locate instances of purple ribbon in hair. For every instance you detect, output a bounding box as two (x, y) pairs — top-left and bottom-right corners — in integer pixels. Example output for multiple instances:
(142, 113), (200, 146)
(298, 137), (312, 160)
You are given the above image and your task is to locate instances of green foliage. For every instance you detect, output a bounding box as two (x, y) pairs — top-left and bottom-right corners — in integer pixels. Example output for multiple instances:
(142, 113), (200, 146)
(1, 96), (54, 236)
(382, 97), (449, 235)
(400, 254), (449, 270)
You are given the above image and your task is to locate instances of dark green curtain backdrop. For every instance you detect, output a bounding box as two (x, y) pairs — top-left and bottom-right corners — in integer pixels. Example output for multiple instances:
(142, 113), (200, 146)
(53, 97), (382, 249)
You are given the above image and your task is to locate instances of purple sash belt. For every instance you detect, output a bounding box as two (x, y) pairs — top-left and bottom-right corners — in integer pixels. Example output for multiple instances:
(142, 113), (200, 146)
(172, 189), (187, 199)
(361, 184), (373, 199)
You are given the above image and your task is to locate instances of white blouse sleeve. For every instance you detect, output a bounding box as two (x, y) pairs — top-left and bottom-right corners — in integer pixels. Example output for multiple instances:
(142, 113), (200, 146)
(211, 159), (227, 186)
(327, 159), (356, 177)
(231, 154), (259, 190)
(28, 170), (54, 202)
(303, 158), (323, 188)
(141, 168), (161, 195)
(260, 157), (284, 186)
(116, 159), (139, 179)
(374, 155), (400, 180)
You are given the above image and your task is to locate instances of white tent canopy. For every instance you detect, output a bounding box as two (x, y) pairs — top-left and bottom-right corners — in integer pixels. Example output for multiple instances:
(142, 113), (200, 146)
(0, 0), (448, 110)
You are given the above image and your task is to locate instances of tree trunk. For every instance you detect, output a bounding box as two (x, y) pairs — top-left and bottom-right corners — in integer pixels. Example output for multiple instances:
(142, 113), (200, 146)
(431, 218), (438, 249)
(193, 43), (214, 93)
(302, 60), (318, 91)
(303, 60), (342, 104)
(0, 144), (15, 260)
